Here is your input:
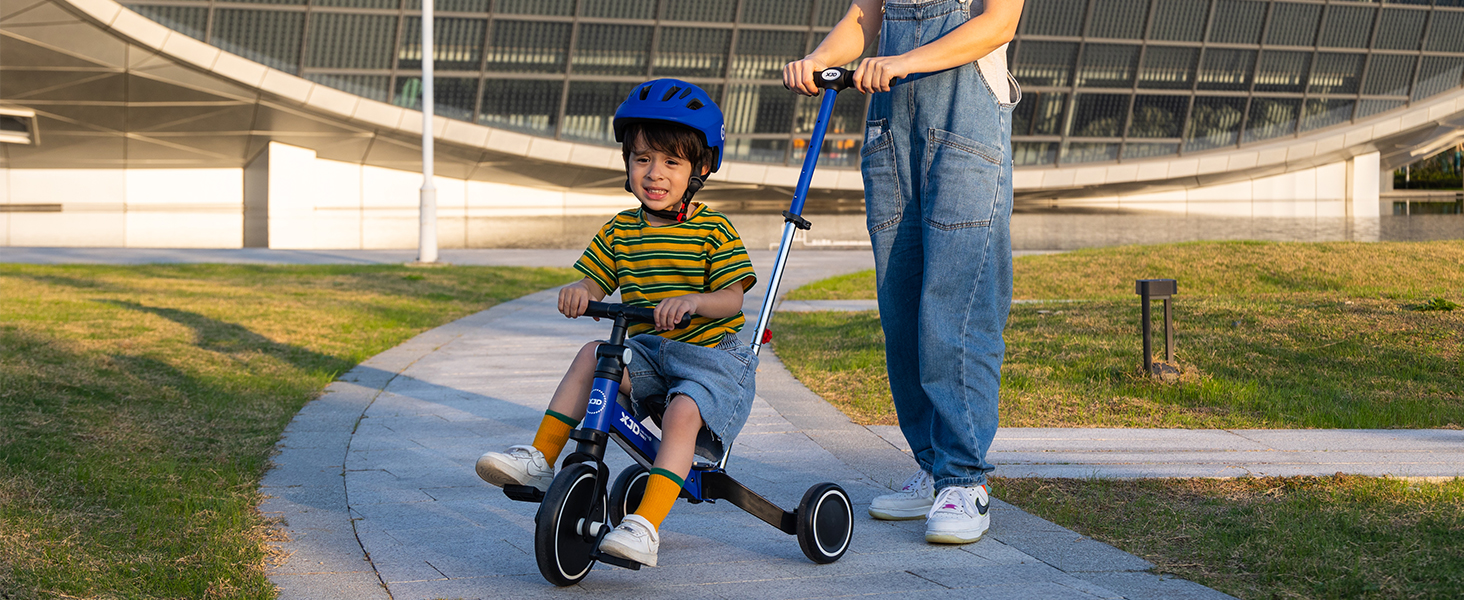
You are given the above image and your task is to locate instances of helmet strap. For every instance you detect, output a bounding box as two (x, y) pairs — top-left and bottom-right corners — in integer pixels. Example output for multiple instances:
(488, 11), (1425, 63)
(633, 174), (706, 224)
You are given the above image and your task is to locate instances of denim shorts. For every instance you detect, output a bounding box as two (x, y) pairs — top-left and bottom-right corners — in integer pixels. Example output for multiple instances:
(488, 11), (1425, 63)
(621, 333), (758, 459)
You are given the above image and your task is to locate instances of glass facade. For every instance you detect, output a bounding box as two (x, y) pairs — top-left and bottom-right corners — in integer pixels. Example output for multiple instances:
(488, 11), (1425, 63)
(124, 0), (1464, 169)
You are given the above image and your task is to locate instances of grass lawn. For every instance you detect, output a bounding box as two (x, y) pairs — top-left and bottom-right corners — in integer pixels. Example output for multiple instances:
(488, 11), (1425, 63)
(777, 241), (1464, 428)
(774, 240), (1464, 600)
(0, 264), (577, 599)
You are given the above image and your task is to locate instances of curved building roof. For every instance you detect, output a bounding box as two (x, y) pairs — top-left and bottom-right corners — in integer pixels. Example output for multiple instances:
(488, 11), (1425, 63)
(3, 0), (1463, 201)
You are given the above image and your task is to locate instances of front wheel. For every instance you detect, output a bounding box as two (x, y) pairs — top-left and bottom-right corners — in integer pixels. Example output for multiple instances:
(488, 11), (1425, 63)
(796, 482), (852, 564)
(534, 462), (606, 586)
(608, 464), (650, 527)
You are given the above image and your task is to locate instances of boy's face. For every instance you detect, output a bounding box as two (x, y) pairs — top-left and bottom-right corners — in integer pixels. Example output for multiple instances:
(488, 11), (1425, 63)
(627, 135), (710, 218)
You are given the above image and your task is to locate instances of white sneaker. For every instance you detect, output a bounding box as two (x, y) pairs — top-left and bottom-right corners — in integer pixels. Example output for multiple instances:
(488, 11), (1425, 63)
(475, 444), (553, 492)
(924, 484), (991, 544)
(598, 514), (660, 567)
(868, 470), (935, 520)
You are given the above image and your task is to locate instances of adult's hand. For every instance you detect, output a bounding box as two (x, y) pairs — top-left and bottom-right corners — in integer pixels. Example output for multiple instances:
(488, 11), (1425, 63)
(783, 57), (829, 97)
(854, 54), (913, 94)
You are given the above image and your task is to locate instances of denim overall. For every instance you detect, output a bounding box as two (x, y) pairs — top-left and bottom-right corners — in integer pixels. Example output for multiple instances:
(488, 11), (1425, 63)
(861, 0), (1019, 490)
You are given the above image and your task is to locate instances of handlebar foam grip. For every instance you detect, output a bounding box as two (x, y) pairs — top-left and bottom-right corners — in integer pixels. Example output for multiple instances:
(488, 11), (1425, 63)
(584, 301), (693, 329)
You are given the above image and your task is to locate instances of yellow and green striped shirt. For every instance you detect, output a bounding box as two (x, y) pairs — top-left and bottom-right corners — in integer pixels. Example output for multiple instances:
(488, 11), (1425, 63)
(575, 204), (758, 347)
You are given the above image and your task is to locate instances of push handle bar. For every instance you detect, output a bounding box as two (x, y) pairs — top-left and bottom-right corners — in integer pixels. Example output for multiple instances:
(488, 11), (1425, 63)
(585, 301), (693, 330)
(814, 67), (857, 92)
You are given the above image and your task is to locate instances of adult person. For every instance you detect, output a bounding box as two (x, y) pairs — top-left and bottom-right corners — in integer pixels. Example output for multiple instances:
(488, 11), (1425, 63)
(783, 0), (1022, 544)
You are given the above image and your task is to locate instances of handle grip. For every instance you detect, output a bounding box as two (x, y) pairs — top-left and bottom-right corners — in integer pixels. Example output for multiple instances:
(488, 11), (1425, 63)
(814, 67), (857, 92)
(584, 301), (693, 330)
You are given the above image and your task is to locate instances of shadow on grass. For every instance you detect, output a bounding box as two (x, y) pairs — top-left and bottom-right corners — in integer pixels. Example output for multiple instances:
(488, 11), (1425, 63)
(97, 300), (353, 377)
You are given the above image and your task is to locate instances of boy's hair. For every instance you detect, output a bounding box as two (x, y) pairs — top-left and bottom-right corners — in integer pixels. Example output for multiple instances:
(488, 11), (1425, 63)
(620, 121), (713, 174)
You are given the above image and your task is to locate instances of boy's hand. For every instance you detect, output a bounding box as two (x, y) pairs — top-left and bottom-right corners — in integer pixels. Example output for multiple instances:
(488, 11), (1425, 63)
(654, 295), (699, 331)
(558, 281), (597, 320)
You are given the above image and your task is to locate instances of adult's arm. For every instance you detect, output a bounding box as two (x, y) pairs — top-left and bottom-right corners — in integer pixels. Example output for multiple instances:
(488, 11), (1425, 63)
(853, 0), (1024, 93)
(782, 0), (885, 96)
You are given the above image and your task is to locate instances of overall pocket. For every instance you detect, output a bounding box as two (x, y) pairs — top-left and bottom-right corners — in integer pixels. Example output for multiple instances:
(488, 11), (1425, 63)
(861, 119), (903, 234)
(921, 127), (1002, 230)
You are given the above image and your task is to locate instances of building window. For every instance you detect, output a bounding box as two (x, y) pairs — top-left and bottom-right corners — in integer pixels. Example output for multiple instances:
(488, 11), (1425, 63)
(724, 84), (796, 134)
(1123, 143), (1179, 160)
(1069, 93), (1129, 138)
(1012, 92), (1068, 136)
(129, 5), (207, 41)
(1208, 0), (1266, 45)
(1148, 0), (1208, 43)
(1363, 55), (1416, 97)
(1375, 8), (1427, 51)
(393, 77), (478, 122)
(1413, 56), (1464, 100)
(305, 74), (390, 102)
(1255, 51), (1310, 94)
(399, 18), (486, 72)
(1128, 95), (1188, 139)
(581, 0), (657, 20)
(741, 0), (813, 26)
(1243, 98), (1300, 143)
(1318, 4), (1374, 49)
(1086, 0), (1147, 40)
(654, 28), (732, 78)
(1013, 142), (1059, 166)
(1020, 0), (1086, 37)
(1076, 44), (1139, 88)
(1308, 53), (1364, 95)
(1138, 46), (1199, 90)
(495, 0), (574, 16)
(1266, 3), (1321, 47)
(479, 79), (561, 135)
(731, 30), (807, 80)
(1013, 42), (1078, 87)
(1185, 97), (1245, 151)
(487, 21), (571, 73)
(212, 9), (304, 73)
(562, 81), (641, 143)
(1300, 98), (1354, 132)
(573, 24), (654, 76)
(664, 0), (737, 22)
(1197, 49), (1256, 91)
(1061, 142), (1120, 164)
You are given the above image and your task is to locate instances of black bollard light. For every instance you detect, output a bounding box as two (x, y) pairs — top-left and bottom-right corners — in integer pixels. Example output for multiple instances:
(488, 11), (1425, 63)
(1135, 279), (1177, 375)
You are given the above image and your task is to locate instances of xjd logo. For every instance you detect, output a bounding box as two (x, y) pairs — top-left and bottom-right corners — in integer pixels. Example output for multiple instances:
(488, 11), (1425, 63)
(620, 413), (651, 442)
(821, 69), (840, 81)
(587, 389), (607, 415)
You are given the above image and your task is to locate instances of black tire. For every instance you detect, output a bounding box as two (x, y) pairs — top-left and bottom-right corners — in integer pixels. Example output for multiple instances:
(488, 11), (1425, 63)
(796, 483), (853, 564)
(534, 462), (606, 586)
(608, 464), (650, 527)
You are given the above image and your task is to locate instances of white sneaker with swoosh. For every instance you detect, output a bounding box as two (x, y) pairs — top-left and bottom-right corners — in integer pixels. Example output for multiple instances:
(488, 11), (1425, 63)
(868, 469), (936, 520)
(924, 484), (990, 544)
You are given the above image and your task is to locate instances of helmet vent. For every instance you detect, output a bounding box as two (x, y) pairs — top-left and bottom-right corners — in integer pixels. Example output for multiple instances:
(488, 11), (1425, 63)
(661, 86), (682, 101)
(638, 85), (651, 101)
(678, 88), (693, 99)
(685, 98), (704, 110)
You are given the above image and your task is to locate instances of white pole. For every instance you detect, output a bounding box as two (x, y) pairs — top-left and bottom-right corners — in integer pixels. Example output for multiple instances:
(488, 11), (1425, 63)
(416, 0), (438, 264)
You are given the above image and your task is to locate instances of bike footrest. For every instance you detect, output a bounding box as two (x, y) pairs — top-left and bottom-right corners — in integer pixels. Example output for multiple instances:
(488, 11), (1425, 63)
(589, 547), (642, 571)
(503, 484), (544, 503)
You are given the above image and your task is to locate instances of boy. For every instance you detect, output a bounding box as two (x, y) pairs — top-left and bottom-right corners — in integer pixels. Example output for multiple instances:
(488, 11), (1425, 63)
(475, 79), (759, 568)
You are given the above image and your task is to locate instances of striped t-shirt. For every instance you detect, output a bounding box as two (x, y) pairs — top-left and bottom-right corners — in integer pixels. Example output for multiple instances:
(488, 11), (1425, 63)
(575, 204), (758, 348)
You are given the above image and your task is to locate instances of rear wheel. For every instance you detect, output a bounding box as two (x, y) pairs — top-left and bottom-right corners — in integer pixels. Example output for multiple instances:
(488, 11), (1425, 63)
(608, 464), (650, 527)
(534, 462), (606, 586)
(796, 483), (852, 564)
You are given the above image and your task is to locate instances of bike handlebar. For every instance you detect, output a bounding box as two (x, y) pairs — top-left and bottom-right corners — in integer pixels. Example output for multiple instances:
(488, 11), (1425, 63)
(584, 301), (693, 330)
(814, 67), (857, 92)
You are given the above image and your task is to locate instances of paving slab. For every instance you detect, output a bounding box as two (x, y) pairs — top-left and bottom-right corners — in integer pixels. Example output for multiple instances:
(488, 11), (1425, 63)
(263, 248), (1234, 600)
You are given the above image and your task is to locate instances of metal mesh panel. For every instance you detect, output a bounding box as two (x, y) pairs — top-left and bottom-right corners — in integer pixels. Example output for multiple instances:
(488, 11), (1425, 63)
(1087, 0), (1147, 39)
(1425, 12), (1464, 52)
(1197, 48), (1255, 91)
(1255, 51), (1310, 93)
(654, 28), (731, 78)
(219, 0), (304, 6)
(212, 9), (304, 72)
(1149, 0), (1208, 42)
(1020, 0), (1086, 37)
(664, 0), (737, 22)
(791, 137), (862, 168)
(1362, 54), (1416, 96)
(1138, 46), (1199, 90)
(1243, 97), (1299, 143)
(1300, 98), (1353, 132)
(495, 0), (574, 16)
(562, 81), (640, 142)
(486, 21), (571, 73)
(1122, 143), (1178, 159)
(573, 24), (654, 76)
(422, 0), (489, 11)
(741, 0), (813, 26)
(1413, 56), (1464, 100)
(1266, 3), (1321, 47)
(1128, 95), (1188, 138)
(392, 77), (477, 121)
(794, 90), (866, 135)
(730, 30), (807, 79)
(1308, 53), (1364, 95)
(315, 0), (393, 8)
(1357, 99), (1404, 119)
(307, 14), (396, 70)
(1012, 42), (1078, 87)
(725, 138), (788, 164)
(129, 5), (207, 41)
(1013, 142), (1058, 166)
(582, 0), (657, 19)
(399, 18), (485, 72)
(1185, 96), (1245, 151)
(1069, 93), (1129, 137)
(479, 79), (560, 135)
(1209, 0), (1266, 44)
(724, 84), (796, 134)
(1318, 4), (1374, 49)
(305, 74), (390, 102)
(1375, 8), (1427, 51)
(1061, 142), (1119, 163)
(1012, 92), (1067, 136)
(1076, 44), (1139, 88)
(815, 0), (849, 28)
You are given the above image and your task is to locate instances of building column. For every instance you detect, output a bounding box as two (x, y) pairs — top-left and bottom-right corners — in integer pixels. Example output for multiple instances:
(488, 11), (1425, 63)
(1346, 151), (1382, 241)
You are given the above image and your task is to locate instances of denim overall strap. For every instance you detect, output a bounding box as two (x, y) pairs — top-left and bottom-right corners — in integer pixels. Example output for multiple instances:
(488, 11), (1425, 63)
(861, 0), (1017, 490)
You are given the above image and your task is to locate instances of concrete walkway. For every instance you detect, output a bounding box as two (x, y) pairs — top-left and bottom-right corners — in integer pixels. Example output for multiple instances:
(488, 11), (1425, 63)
(257, 250), (1236, 600)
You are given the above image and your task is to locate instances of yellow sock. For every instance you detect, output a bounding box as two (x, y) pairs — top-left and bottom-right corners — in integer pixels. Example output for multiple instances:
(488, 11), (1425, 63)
(632, 468), (685, 529)
(531, 410), (579, 465)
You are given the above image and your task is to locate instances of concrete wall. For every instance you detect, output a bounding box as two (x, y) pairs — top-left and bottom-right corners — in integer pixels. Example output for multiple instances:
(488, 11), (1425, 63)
(1, 167), (242, 247)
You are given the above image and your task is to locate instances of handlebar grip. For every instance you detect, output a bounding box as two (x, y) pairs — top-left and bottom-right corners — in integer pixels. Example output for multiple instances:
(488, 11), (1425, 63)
(584, 301), (694, 330)
(814, 67), (857, 92)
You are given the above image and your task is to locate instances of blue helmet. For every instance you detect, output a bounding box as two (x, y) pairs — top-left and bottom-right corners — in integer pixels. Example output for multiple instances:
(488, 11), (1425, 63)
(613, 79), (725, 173)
